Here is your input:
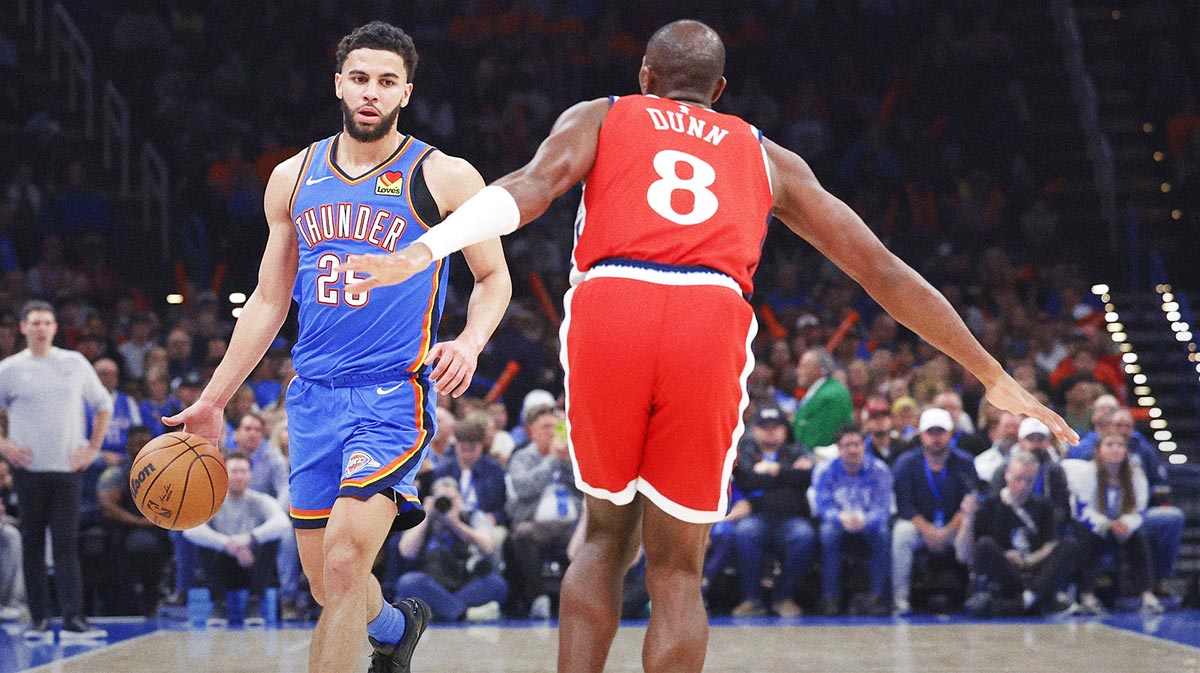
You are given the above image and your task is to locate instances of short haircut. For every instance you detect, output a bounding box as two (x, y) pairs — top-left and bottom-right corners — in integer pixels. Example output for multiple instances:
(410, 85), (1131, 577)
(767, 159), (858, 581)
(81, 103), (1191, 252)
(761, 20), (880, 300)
(524, 404), (557, 426)
(832, 424), (863, 444)
(644, 20), (725, 96)
(19, 300), (55, 322)
(225, 452), (251, 466)
(1007, 449), (1039, 471)
(336, 21), (418, 79)
(455, 411), (491, 447)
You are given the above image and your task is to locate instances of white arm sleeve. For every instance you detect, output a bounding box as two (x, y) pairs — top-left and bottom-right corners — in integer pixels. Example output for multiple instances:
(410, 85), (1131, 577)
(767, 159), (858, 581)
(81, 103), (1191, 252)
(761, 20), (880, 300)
(415, 185), (521, 260)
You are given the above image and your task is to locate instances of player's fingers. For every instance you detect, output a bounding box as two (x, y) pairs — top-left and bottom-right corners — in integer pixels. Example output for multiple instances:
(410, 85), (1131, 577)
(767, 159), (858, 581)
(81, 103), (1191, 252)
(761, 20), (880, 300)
(344, 278), (383, 293)
(451, 368), (476, 397)
(161, 414), (181, 427)
(434, 362), (463, 394)
(423, 343), (445, 365)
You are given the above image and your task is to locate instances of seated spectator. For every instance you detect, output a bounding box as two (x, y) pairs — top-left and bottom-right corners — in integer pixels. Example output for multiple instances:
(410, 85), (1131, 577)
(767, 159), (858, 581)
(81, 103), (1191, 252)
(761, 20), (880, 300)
(117, 312), (157, 381)
(703, 486), (749, 605)
(891, 408), (977, 615)
(485, 400), (516, 466)
(955, 451), (1077, 616)
(139, 366), (179, 437)
(421, 407), (458, 480)
(974, 411), (1020, 482)
(92, 358), (142, 462)
(792, 348), (853, 451)
(1069, 434), (1162, 614)
(434, 412), (508, 525)
(396, 476), (507, 622)
(96, 425), (170, 616)
(989, 418), (1071, 532)
(731, 405), (816, 617)
(509, 388), (557, 449)
(813, 426), (892, 615)
(228, 412), (288, 503)
(860, 397), (903, 465)
(891, 396), (920, 442)
(0, 459), (24, 621)
(915, 391), (987, 456)
(1086, 407), (1185, 599)
(182, 453), (290, 623)
(504, 406), (579, 618)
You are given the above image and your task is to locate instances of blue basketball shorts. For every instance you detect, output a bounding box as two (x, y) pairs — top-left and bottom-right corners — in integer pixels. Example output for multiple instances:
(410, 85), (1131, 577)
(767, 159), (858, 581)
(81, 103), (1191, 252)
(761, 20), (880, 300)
(285, 375), (436, 529)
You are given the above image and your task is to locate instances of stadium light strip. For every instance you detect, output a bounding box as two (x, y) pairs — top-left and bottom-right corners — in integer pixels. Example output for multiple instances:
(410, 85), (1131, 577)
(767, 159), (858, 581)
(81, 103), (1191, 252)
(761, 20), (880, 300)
(1093, 284), (1183, 463)
(1154, 284), (1193, 463)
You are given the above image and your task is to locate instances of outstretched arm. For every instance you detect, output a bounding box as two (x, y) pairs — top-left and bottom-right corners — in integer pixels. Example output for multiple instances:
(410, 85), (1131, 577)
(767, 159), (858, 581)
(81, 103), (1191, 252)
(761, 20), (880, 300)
(163, 153), (303, 445)
(764, 139), (1078, 445)
(341, 99), (609, 289)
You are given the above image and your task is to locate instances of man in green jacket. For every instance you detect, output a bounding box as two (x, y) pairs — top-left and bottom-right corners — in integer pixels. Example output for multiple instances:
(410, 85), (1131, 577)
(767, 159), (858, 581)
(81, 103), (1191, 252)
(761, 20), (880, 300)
(792, 348), (853, 450)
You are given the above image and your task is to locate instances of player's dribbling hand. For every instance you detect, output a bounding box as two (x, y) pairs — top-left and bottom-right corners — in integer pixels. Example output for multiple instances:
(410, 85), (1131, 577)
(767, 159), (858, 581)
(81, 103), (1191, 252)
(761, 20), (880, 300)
(424, 339), (478, 398)
(340, 243), (434, 293)
(984, 374), (1079, 445)
(162, 399), (226, 447)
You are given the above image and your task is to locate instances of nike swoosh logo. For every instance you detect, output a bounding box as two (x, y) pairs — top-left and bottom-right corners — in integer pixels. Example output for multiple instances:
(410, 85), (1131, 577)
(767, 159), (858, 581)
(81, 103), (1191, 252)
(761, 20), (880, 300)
(305, 175), (335, 186)
(376, 383), (404, 395)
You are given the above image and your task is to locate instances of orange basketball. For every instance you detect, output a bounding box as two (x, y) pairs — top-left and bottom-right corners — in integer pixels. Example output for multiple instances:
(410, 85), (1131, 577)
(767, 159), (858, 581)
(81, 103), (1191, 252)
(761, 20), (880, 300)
(130, 431), (228, 530)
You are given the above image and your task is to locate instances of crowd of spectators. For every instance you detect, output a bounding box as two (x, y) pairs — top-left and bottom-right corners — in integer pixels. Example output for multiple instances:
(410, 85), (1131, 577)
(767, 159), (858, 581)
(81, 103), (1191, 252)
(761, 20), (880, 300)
(0, 0), (1193, 626)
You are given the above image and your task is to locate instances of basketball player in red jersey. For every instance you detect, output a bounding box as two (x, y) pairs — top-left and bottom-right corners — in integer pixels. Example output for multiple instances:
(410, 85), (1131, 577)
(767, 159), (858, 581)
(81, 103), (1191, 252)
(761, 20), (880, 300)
(343, 19), (1078, 673)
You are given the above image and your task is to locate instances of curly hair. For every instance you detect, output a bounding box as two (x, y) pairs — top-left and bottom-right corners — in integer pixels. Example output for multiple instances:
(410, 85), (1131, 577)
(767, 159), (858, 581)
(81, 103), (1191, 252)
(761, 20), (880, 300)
(335, 21), (418, 79)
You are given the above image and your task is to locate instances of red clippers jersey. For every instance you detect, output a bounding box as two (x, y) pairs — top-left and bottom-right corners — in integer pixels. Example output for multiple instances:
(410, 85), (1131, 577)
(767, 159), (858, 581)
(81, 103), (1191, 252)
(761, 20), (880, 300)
(572, 94), (774, 295)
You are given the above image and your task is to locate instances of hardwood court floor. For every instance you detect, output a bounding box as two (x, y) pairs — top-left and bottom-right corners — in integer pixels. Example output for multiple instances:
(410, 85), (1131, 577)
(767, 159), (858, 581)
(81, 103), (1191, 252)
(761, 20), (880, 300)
(12, 618), (1200, 673)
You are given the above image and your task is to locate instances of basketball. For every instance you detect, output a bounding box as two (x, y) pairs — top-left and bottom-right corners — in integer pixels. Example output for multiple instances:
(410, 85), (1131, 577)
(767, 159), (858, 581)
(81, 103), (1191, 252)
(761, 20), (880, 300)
(130, 431), (228, 530)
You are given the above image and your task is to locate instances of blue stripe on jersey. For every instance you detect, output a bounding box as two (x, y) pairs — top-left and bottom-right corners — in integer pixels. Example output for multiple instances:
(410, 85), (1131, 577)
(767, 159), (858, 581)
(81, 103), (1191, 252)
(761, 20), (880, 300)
(289, 133), (447, 384)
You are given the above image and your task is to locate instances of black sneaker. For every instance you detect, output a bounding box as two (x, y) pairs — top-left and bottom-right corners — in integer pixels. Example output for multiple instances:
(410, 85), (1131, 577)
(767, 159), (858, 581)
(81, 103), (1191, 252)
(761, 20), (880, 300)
(23, 618), (52, 641)
(367, 598), (431, 673)
(60, 617), (108, 639)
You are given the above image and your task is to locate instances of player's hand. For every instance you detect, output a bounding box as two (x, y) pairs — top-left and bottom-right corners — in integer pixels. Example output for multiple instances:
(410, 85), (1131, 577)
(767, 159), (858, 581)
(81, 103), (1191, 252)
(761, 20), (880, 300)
(984, 374), (1079, 445)
(0, 441), (34, 469)
(424, 339), (479, 398)
(341, 243), (434, 293)
(162, 399), (226, 447)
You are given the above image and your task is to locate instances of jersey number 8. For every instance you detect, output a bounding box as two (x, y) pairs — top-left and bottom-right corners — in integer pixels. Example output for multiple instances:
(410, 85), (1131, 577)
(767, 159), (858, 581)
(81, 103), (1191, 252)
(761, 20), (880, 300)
(646, 149), (719, 225)
(316, 253), (369, 308)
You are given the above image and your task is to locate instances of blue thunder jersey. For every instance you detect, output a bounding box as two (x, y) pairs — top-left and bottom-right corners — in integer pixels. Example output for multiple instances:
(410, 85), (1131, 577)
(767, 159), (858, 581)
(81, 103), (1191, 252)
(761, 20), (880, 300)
(289, 133), (447, 384)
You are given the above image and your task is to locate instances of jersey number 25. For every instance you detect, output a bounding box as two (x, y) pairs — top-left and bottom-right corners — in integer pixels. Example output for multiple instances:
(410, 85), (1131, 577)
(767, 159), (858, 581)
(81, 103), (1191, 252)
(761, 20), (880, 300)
(315, 253), (369, 308)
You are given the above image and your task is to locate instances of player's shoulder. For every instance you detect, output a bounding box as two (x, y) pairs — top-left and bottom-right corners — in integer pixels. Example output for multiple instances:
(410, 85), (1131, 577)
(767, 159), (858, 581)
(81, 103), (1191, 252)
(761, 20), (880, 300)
(419, 150), (485, 212)
(267, 147), (313, 187)
(419, 150), (479, 183)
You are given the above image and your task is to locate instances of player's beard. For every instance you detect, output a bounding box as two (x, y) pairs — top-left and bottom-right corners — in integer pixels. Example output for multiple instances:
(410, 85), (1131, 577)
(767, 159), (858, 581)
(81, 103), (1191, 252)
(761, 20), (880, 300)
(341, 100), (402, 143)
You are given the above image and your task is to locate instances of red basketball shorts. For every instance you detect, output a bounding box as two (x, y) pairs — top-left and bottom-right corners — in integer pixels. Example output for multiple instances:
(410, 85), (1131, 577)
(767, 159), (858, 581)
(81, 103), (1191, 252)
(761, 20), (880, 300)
(560, 264), (757, 523)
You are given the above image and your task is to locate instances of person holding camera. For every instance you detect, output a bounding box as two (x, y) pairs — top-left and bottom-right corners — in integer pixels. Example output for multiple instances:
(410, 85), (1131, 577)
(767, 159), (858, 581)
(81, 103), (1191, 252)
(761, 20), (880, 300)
(395, 476), (507, 621)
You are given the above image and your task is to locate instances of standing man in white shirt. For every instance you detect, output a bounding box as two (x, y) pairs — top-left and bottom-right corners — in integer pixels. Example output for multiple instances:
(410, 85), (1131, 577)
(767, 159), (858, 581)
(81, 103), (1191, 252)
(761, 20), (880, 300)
(0, 300), (112, 639)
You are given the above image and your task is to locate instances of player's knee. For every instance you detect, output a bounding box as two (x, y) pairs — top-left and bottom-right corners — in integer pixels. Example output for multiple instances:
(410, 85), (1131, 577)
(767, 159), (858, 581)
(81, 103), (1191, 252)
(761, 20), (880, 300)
(321, 539), (373, 595)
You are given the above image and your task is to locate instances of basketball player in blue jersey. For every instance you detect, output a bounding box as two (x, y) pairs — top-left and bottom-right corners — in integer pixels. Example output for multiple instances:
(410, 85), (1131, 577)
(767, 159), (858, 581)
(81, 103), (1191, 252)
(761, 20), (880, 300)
(164, 22), (511, 673)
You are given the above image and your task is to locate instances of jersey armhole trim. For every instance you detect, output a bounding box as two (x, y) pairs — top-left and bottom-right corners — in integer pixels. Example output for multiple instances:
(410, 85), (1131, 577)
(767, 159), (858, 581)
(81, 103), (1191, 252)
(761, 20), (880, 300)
(288, 143), (316, 218)
(406, 147), (441, 231)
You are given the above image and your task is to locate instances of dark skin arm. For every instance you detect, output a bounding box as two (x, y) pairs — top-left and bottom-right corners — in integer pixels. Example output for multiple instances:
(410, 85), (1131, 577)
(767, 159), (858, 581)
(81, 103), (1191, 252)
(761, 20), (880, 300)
(335, 95), (1078, 446)
(763, 140), (1076, 444)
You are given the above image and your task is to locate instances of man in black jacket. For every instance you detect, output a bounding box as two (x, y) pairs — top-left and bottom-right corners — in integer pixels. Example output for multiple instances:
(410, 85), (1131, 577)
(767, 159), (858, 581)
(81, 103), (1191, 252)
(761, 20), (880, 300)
(956, 450), (1078, 616)
(989, 417), (1071, 533)
(730, 406), (815, 617)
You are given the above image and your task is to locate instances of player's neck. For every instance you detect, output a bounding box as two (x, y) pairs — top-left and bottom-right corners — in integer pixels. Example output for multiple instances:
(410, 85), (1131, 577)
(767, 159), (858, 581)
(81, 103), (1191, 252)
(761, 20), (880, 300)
(337, 130), (404, 172)
(28, 342), (52, 358)
(659, 90), (712, 109)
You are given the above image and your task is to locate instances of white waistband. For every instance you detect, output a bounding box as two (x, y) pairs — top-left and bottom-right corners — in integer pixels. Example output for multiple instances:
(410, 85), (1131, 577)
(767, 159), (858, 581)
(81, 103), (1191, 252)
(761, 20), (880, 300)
(584, 263), (742, 293)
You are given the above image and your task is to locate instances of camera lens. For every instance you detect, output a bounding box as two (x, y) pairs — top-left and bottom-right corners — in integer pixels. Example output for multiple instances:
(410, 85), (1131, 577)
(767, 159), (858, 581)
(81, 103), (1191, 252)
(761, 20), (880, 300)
(434, 495), (452, 513)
